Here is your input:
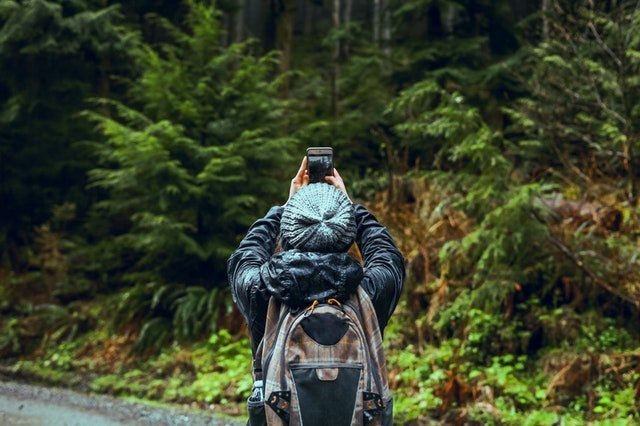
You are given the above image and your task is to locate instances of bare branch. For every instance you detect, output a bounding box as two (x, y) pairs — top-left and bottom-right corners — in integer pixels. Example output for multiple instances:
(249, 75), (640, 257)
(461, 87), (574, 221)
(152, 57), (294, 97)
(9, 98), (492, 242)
(547, 234), (639, 310)
(588, 22), (622, 67)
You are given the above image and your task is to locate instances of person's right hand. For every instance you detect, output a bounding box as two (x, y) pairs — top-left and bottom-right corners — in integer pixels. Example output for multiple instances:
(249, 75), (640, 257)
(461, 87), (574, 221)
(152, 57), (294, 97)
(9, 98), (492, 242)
(325, 168), (353, 203)
(287, 156), (309, 203)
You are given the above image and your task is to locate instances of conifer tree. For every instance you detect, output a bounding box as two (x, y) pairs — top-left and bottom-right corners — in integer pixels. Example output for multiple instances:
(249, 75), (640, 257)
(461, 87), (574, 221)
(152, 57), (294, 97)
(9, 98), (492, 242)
(0, 0), (134, 254)
(85, 0), (300, 288)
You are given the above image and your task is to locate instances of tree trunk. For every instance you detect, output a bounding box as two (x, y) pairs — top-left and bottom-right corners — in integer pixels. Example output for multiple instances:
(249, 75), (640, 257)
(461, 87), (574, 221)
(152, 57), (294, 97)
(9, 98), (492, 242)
(381, 0), (391, 58)
(542, 0), (550, 40)
(98, 0), (111, 116)
(221, 11), (230, 46)
(234, 0), (245, 43)
(244, 0), (263, 41)
(342, 0), (353, 58)
(303, 0), (313, 37)
(331, 0), (341, 116)
(264, 1), (276, 51)
(264, 0), (296, 95)
(275, 0), (296, 94)
(443, 3), (455, 34)
(372, 0), (380, 45)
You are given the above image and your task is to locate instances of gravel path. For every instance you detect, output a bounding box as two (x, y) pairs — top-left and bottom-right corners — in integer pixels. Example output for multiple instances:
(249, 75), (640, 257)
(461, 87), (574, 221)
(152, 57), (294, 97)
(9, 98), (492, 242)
(0, 380), (244, 426)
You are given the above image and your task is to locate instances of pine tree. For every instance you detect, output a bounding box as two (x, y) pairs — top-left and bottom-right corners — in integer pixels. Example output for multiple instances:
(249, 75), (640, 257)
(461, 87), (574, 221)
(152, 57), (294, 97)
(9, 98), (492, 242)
(0, 0), (134, 255)
(83, 0), (301, 347)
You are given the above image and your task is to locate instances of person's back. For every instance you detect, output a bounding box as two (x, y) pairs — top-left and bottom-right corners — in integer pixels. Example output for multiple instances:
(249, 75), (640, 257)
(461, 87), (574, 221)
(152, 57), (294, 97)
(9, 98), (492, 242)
(227, 158), (404, 425)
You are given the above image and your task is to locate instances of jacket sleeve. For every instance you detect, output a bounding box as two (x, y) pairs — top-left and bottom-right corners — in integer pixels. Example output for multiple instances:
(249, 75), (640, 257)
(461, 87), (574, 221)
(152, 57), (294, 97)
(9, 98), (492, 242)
(227, 205), (284, 354)
(354, 204), (405, 332)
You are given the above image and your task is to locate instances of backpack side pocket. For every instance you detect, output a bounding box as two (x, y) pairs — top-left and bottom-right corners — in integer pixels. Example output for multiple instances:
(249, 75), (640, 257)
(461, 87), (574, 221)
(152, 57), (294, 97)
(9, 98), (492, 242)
(247, 398), (266, 426)
(247, 382), (267, 426)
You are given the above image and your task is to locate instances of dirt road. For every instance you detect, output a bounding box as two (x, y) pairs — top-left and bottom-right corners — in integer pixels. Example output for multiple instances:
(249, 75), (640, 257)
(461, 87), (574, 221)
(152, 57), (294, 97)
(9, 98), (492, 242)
(0, 380), (244, 426)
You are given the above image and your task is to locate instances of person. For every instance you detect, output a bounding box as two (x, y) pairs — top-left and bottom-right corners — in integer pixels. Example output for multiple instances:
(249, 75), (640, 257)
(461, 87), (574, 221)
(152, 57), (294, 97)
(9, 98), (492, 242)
(227, 156), (405, 424)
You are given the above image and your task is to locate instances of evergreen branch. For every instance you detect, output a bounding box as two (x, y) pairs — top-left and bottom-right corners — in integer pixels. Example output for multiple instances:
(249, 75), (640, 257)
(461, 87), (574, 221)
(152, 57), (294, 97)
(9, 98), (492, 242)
(588, 74), (628, 126)
(623, 0), (640, 46)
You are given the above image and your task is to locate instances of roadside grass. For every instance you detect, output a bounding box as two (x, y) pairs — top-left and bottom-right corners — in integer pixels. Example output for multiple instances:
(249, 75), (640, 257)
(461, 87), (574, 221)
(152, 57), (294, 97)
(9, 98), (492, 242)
(1, 322), (249, 418)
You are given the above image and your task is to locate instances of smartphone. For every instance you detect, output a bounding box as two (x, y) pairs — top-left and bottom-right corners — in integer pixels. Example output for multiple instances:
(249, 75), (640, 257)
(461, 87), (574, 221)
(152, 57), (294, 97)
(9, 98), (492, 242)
(306, 147), (334, 184)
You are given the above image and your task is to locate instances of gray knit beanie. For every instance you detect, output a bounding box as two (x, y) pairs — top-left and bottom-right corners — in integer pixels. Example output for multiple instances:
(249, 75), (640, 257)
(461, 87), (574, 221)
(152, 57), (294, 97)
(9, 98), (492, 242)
(281, 183), (356, 253)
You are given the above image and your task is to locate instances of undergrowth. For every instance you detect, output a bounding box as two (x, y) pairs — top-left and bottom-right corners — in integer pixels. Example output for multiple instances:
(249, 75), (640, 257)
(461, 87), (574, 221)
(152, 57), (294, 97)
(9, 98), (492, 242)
(4, 324), (250, 417)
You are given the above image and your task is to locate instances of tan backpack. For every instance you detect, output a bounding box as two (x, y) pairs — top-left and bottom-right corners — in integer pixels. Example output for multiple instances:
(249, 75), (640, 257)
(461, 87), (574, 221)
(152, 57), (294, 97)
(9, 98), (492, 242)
(248, 286), (392, 426)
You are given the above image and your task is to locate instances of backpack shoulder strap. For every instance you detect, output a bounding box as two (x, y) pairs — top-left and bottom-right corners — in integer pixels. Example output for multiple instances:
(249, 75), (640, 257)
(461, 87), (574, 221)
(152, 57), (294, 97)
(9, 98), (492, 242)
(252, 296), (285, 380)
(354, 286), (383, 341)
(354, 286), (392, 400)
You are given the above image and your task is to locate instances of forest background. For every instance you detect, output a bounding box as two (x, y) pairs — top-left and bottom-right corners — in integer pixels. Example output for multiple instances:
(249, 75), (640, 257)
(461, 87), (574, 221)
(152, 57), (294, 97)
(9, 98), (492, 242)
(1, 0), (639, 424)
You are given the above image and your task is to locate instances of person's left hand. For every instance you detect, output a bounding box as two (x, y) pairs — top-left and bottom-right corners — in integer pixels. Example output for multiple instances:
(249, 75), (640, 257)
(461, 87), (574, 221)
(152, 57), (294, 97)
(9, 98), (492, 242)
(325, 167), (353, 204)
(287, 156), (309, 203)
(325, 167), (347, 194)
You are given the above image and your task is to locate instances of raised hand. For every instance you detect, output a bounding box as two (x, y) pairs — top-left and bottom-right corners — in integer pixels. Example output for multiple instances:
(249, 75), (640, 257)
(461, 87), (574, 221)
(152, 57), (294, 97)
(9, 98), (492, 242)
(325, 168), (352, 203)
(287, 156), (309, 203)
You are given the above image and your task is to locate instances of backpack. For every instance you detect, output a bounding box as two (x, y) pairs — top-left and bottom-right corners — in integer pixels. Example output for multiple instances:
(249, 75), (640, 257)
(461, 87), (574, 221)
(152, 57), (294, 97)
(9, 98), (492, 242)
(247, 286), (393, 426)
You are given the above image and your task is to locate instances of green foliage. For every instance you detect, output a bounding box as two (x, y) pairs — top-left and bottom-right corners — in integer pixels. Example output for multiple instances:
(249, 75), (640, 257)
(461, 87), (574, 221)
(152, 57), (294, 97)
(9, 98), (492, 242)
(32, 303), (94, 343)
(41, 340), (82, 371)
(0, 0), (135, 242)
(386, 78), (554, 325)
(506, 1), (640, 189)
(591, 385), (638, 419)
(0, 299), (96, 357)
(503, 0), (640, 308)
(1, 0), (640, 423)
(483, 354), (540, 408)
(0, 317), (21, 354)
(0, 0), (129, 54)
(109, 282), (228, 352)
(190, 329), (253, 403)
(84, 0), (301, 291)
(381, 3), (640, 423)
(386, 344), (444, 424)
(12, 359), (74, 384)
(88, 329), (252, 405)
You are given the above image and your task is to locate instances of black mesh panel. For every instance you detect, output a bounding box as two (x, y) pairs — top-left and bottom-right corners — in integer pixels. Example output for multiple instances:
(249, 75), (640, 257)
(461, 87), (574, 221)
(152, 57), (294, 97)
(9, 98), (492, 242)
(291, 366), (360, 426)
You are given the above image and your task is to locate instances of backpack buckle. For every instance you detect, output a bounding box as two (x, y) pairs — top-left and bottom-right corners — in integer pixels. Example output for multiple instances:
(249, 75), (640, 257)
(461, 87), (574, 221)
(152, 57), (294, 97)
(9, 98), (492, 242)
(266, 391), (291, 422)
(363, 392), (385, 423)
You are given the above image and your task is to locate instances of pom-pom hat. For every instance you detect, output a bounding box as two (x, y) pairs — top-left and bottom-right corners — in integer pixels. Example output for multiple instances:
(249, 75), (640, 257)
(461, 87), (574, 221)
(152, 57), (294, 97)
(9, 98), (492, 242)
(281, 183), (356, 252)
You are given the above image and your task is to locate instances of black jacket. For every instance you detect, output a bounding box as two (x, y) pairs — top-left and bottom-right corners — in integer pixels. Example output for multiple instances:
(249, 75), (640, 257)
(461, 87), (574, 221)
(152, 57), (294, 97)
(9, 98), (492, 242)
(227, 203), (405, 355)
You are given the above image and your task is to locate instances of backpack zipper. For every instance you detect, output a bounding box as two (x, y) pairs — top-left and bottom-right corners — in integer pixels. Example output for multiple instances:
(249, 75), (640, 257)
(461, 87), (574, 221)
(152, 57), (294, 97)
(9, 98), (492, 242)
(289, 362), (363, 369)
(342, 302), (384, 398)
